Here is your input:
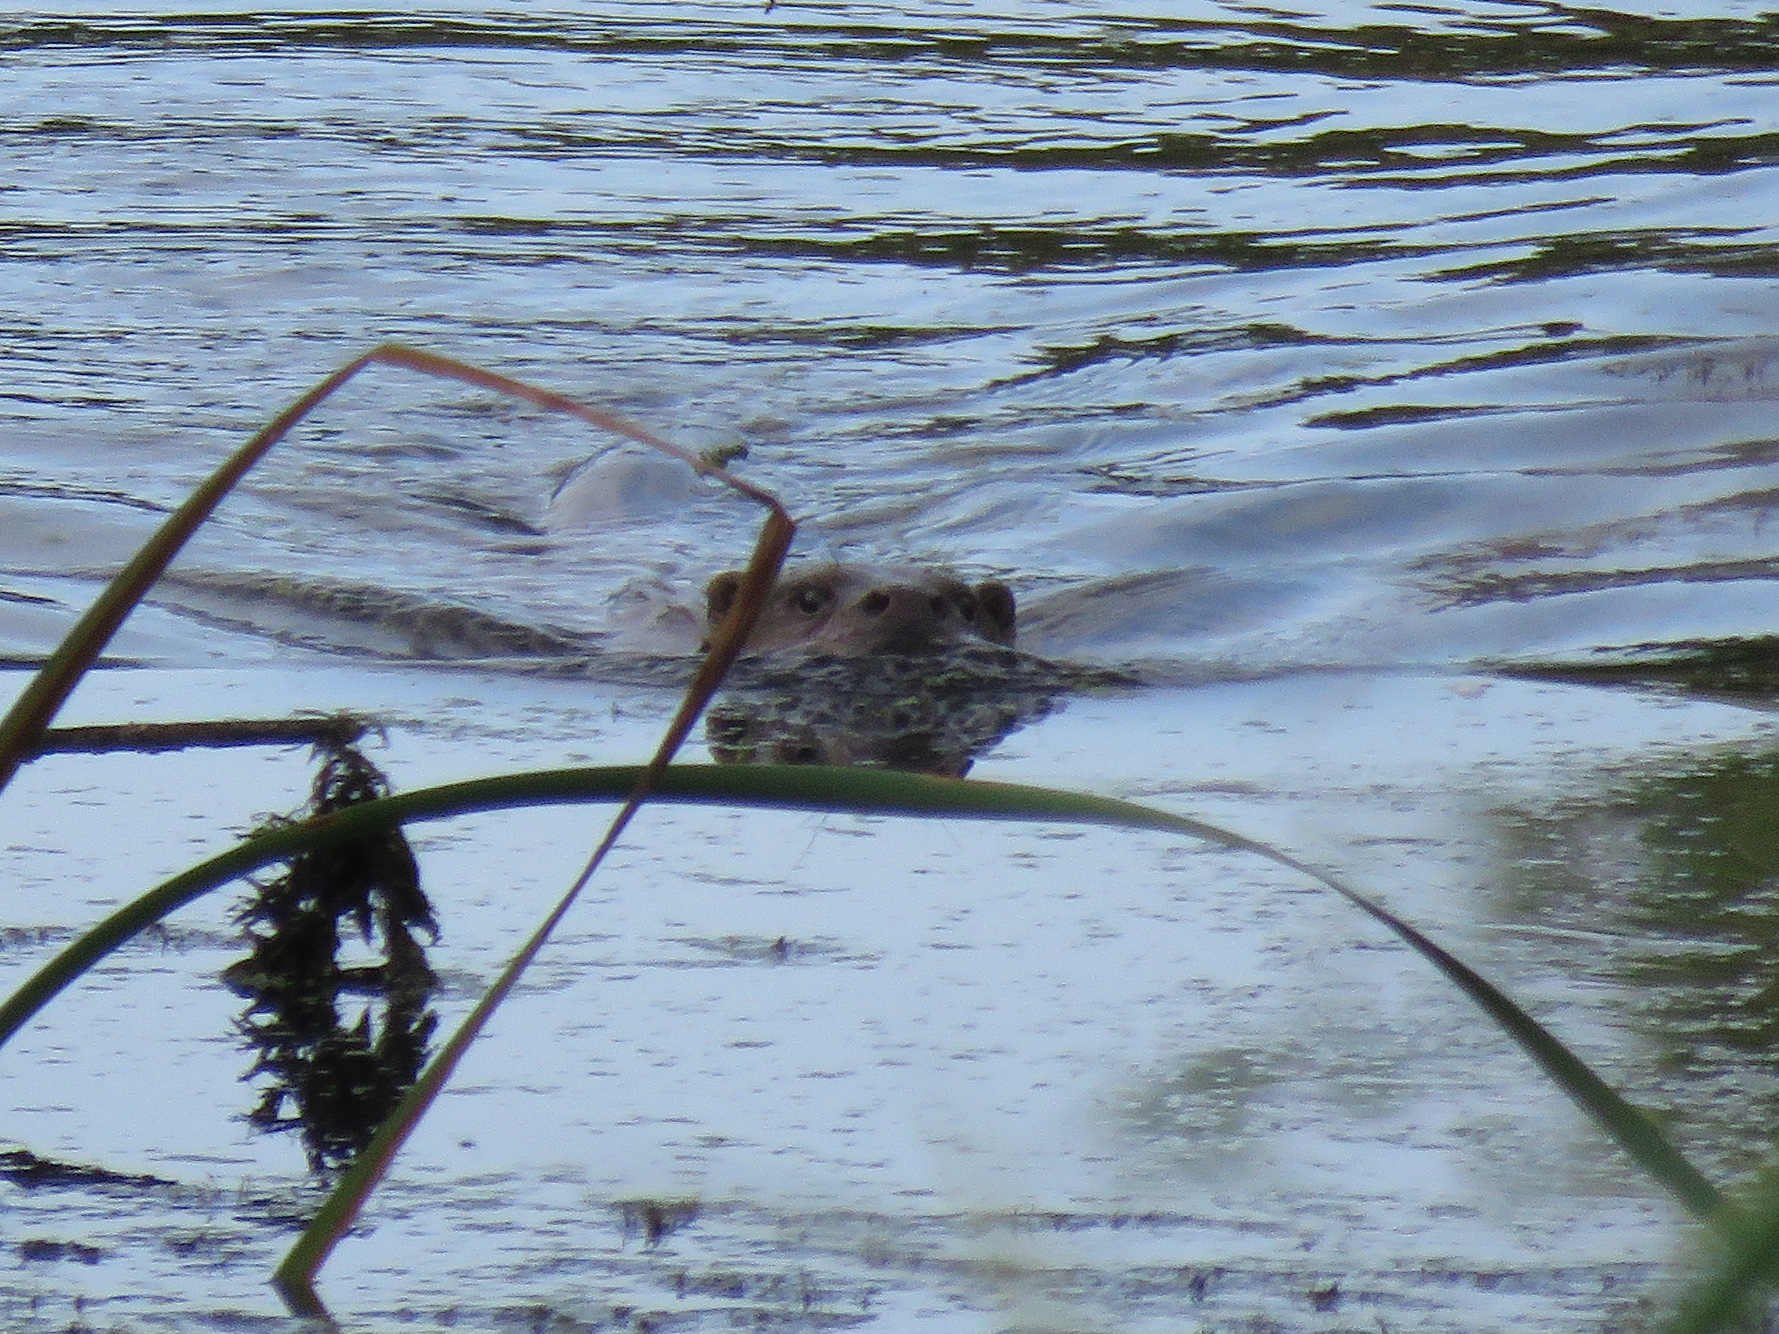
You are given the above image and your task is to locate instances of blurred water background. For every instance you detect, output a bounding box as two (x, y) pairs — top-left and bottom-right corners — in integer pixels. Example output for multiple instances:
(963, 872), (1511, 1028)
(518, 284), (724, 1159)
(3, 2), (1779, 1330)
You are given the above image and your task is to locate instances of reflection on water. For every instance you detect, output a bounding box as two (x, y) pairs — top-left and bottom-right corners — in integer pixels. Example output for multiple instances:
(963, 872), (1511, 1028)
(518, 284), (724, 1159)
(1496, 747), (1779, 1180)
(225, 742), (439, 1175)
(703, 649), (1068, 775)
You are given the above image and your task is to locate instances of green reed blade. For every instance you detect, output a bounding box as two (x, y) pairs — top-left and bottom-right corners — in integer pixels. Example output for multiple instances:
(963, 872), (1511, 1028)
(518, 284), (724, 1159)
(1665, 1170), (1779, 1334)
(0, 759), (1722, 1307)
(0, 343), (791, 805)
(0, 353), (376, 797)
(255, 763), (1748, 1308)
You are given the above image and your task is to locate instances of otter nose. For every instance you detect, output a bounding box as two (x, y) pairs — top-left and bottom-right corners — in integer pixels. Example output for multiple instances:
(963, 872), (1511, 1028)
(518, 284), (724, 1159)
(851, 584), (957, 650)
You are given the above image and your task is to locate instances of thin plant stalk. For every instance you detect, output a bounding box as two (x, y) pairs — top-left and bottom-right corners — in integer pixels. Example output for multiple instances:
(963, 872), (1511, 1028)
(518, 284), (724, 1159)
(0, 343), (790, 797)
(0, 344), (797, 1305)
(272, 512), (794, 1314)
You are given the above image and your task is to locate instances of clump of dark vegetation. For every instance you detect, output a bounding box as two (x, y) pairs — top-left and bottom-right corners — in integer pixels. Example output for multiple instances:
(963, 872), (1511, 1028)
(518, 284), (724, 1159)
(224, 739), (439, 1175)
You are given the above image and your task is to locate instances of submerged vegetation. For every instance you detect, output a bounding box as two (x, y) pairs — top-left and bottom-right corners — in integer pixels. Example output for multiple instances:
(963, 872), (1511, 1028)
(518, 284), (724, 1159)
(0, 349), (1775, 1329)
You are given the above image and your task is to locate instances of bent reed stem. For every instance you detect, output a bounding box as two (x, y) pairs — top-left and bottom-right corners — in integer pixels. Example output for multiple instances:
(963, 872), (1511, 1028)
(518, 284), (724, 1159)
(0, 762), (1726, 1268)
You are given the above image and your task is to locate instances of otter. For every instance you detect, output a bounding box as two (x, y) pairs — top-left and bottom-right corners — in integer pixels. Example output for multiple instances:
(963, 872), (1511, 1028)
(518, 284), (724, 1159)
(702, 563), (1016, 657)
(154, 440), (1042, 771)
(700, 566), (1040, 775)
(697, 564), (1023, 774)
(547, 450), (1019, 659)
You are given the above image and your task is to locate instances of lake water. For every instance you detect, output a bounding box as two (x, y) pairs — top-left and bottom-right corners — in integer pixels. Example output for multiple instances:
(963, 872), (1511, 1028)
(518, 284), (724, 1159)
(3, 1), (1779, 1329)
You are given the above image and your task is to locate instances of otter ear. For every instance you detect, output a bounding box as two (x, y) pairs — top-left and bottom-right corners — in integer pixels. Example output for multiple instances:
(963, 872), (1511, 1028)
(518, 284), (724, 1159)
(973, 580), (1016, 646)
(705, 571), (745, 625)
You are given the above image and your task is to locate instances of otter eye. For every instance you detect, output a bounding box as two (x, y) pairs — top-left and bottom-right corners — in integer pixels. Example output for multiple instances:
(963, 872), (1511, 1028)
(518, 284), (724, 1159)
(791, 583), (831, 616)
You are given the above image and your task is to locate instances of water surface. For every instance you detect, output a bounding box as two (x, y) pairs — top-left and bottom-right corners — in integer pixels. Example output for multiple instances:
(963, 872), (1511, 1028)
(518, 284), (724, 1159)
(3, 2), (1779, 1329)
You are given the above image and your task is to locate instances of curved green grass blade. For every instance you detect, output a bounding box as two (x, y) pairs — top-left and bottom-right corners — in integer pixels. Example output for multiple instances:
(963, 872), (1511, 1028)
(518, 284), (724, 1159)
(1667, 1205), (1779, 1334)
(0, 765), (1237, 1055)
(0, 354), (376, 796)
(0, 762), (1724, 1261)
(271, 767), (1725, 1295)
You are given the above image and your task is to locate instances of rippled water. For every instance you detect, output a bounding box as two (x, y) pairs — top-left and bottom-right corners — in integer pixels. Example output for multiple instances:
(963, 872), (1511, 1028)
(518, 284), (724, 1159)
(4, 2), (1779, 1330)
(6, 0), (1779, 670)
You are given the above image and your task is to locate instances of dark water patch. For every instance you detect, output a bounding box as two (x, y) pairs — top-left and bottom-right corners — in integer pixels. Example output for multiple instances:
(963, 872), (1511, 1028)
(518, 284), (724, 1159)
(1492, 747), (1779, 1177)
(6, 7), (1779, 81)
(1435, 559), (1779, 610)
(0, 926), (76, 954)
(1496, 636), (1779, 700)
(403, 487), (545, 536)
(1, 113), (313, 144)
(0, 588), (59, 609)
(707, 222), (1438, 275)
(1035, 324), (1639, 415)
(1440, 227), (1779, 283)
(1029, 322), (1334, 379)
(16, 1238), (104, 1265)
(1307, 400), (1522, 428)
(0, 477), (173, 513)
(0, 1150), (175, 1194)
(0, 216), (1440, 281)
(494, 118), (1779, 181)
(1082, 467), (1302, 498)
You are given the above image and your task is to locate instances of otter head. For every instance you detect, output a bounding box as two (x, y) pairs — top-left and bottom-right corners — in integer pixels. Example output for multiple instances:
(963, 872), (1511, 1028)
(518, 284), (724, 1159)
(703, 564), (1016, 657)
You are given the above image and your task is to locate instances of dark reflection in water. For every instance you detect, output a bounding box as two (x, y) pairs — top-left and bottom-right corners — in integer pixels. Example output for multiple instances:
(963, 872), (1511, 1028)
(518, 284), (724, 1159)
(1497, 748), (1779, 1176)
(705, 648), (1073, 775)
(6, 7), (1779, 77)
(225, 743), (438, 1175)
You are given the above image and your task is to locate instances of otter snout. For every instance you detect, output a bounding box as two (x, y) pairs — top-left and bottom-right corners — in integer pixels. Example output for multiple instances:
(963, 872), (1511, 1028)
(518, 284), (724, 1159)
(704, 564), (1016, 657)
(850, 583), (971, 652)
